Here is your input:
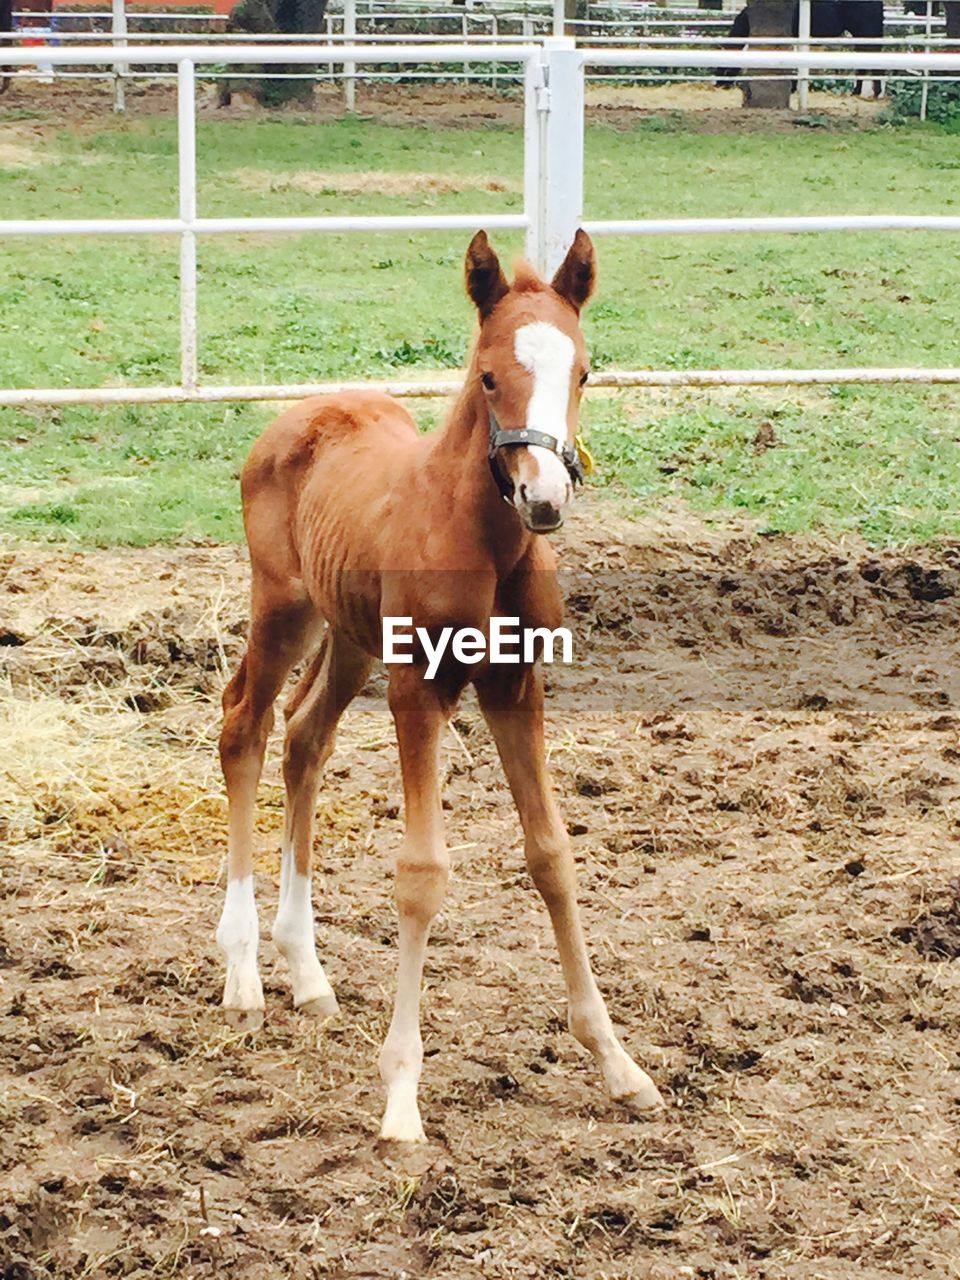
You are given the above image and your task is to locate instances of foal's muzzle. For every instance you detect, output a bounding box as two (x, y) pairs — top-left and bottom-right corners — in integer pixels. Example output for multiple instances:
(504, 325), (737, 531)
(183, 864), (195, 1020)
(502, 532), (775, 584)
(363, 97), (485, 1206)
(519, 495), (566, 533)
(487, 412), (585, 534)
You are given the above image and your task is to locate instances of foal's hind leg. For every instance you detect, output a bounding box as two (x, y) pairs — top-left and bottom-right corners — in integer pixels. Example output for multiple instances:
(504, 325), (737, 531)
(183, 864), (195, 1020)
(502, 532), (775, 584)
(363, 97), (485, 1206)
(477, 667), (664, 1116)
(217, 593), (316, 1026)
(273, 628), (372, 1014)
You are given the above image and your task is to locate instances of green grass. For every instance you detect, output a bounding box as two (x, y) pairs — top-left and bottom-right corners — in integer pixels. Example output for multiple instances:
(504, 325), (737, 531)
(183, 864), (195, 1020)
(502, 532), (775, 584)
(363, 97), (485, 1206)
(1, 106), (959, 545)
(589, 384), (960, 545)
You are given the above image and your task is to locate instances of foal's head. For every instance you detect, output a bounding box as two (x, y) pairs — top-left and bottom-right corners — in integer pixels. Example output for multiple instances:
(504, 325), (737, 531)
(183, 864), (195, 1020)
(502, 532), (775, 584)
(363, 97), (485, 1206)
(465, 229), (596, 534)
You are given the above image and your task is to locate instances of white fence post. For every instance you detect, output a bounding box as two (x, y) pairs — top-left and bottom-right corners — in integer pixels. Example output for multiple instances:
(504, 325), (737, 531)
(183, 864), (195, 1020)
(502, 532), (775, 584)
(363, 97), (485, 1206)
(344, 0), (356, 113)
(540, 37), (585, 276)
(552, 0), (565, 38)
(177, 59), (198, 393)
(523, 48), (546, 271)
(111, 0), (128, 113)
(324, 11), (334, 82)
(920, 0), (933, 122)
(797, 0), (811, 112)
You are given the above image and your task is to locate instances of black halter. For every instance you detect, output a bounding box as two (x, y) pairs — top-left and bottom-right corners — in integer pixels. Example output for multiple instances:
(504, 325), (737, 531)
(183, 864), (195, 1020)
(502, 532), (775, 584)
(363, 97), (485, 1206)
(487, 409), (586, 504)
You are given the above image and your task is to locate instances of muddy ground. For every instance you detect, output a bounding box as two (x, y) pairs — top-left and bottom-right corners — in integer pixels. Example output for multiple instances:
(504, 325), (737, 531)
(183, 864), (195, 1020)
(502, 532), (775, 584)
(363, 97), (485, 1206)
(0, 77), (886, 134)
(2, 502), (960, 1279)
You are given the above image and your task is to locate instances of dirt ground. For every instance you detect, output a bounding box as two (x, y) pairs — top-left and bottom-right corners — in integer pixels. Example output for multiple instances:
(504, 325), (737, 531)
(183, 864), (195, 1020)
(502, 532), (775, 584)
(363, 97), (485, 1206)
(2, 499), (960, 1278)
(0, 76), (886, 134)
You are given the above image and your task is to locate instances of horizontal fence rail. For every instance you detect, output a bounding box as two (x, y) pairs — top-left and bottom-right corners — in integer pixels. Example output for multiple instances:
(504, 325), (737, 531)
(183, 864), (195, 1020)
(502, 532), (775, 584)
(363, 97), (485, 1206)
(0, 214), (531, 236)
(585, 215), (960, 236)
(3, 29), (955, 44)
(583, 48), (960, 71)
(4, 368), (960, 410)
(0, 42), (540, 65)
(7, 41), (960, 68)
(2, 39), (960, 408)
(13, 212), (960, 240)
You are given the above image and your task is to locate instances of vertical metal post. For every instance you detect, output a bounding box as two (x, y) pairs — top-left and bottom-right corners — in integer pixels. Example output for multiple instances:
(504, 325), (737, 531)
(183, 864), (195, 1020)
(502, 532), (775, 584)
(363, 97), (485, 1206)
(540, 38), (584, 276)
(797, 0), (811, 112)
(177, 59), (198, 393)
(344, 0), (356, 113)
(523, 50), (546, 270)
(920, 0), (933, 122)
(462, 10), (468, 84)
(552, 0), (565, 38)
(111, 0), (128, 113)
(492, 14), (499, 93)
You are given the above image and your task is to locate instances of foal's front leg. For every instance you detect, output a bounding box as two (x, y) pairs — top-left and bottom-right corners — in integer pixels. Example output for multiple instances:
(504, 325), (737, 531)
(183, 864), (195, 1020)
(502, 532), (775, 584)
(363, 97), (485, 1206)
(477, 666), (664, 1115)
(378, 669), (452, 1142)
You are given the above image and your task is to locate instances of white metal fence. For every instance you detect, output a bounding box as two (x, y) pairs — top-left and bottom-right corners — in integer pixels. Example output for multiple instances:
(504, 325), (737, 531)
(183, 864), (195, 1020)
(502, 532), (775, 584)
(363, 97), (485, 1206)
(2, 38), (960, 407)
(6, 0), (958, 109)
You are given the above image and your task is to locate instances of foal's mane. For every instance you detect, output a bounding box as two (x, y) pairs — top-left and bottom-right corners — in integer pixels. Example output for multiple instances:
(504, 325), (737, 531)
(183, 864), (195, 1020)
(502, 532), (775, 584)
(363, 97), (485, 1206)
(510, 260), (549, 295)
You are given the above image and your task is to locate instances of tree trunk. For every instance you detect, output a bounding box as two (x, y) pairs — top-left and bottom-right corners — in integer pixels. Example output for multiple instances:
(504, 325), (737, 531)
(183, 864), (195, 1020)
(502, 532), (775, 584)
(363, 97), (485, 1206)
(743, 0), (794, 108)
(223, 0), (328, 105)
(1, 0), (14, 93)
(564, 0), (588, 36)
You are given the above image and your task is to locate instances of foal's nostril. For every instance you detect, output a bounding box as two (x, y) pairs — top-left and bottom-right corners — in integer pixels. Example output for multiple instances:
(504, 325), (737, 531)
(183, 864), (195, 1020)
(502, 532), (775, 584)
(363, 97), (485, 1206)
(528, 500), (561, 529)
(519, 483), (528, 502)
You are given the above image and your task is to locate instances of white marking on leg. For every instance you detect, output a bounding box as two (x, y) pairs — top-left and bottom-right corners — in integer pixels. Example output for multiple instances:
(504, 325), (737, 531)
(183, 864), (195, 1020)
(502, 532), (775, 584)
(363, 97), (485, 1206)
(379, 1026), (427, 1142)
(216, 875), (264, 1011)
(569, 989), (663, 1112)
(379, 915), (431, 1142)
(272, 849), (335, 1009)
(380, 1076), (425, 1143)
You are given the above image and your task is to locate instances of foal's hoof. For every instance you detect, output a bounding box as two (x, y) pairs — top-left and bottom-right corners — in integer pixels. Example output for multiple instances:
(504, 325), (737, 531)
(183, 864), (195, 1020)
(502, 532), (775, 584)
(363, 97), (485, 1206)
(224, 1006), (264, 1033)
(617, 1078), (666, 1116)
(297, 993), (340, 1020)
(379, 1114), (427, 1144)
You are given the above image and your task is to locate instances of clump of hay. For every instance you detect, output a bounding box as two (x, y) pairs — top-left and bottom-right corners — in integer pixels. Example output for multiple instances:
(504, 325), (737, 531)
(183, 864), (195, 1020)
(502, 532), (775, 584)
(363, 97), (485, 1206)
(0, 673), (227, 880)
(0, 136), (48, 169)
(230, 167), (518, 196)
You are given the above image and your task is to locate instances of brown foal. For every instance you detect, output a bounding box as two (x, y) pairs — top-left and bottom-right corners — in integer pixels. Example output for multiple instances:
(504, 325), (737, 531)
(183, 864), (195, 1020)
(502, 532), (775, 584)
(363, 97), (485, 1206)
(217, 229), (664, 1141)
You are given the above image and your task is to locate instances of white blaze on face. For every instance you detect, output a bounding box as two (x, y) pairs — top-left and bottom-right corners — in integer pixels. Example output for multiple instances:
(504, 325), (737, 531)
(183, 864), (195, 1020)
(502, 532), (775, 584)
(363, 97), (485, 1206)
(512, 320), (576, 514)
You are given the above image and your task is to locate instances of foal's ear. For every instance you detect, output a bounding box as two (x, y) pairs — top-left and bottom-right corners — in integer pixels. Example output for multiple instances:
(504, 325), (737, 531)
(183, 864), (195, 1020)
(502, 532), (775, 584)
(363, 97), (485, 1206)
(465, 230), (509, 319)
(551, 229), (597, 314)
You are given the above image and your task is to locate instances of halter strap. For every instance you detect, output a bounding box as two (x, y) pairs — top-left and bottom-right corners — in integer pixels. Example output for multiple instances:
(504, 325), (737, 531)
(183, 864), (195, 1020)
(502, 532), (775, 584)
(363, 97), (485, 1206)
(487, 408), (586, 504)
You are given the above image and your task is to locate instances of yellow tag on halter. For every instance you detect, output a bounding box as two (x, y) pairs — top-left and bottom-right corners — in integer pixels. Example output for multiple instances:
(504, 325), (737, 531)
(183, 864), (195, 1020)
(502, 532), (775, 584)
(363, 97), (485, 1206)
(575, 434), (596, 474)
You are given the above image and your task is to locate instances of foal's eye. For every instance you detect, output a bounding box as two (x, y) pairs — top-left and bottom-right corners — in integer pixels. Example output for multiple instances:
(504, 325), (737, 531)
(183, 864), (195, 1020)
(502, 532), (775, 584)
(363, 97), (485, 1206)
(579, 370), (590, 387)
(481, 372), (496, 391)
